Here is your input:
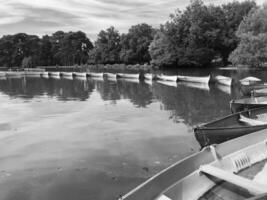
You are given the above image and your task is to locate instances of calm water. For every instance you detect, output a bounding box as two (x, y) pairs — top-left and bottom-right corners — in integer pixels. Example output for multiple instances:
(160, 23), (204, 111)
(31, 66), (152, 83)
(0, 69), (266, 200)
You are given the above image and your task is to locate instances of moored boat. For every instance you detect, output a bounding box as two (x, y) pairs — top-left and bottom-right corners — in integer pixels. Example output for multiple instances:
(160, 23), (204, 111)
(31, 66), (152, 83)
(6, 71), (24, 78)
(73, 72), (87, 77)
(48, 71), (61, 77)
(117, 73), (140, 79)
(120, 129), (267, 200)
(88, 72), (104, 77)
(214, 75), (232, 86)
(240, 76), (262, 86)
(156, 74), (177, 82)
(40, 72), (49, 78)
(251, 88), (267, 97)
(104, 73), (117, 79)
(24, 71), (41, 77)
(60, 72), (73, 77)
(0, 71), (6, 77)
(240, 83), (267, 96)
(230, 96), (267, 112)
(177, 75), (210, 83)
(144, 73), (153, 80)
(177, 81), (210, 91)
(194, 107), (267, 148)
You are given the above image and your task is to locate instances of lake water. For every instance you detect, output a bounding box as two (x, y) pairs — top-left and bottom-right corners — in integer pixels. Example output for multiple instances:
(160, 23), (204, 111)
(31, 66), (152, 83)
(0, 69), (266, 200)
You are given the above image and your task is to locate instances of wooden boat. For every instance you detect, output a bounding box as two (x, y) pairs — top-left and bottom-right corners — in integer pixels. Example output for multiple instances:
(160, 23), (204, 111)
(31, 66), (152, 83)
(194, 107), (267, 148)
(252, 88), (267, 97)
(73, 72), (87, 77)
(24, 71), (41, 77)
(240, 83), (267, 96)
(88, 72), (104, 77)
(60, 72), (73, 77)
(120, 129), (267, 200)
(117, 73), (140, 79)
(104, 73), (117, 79)
(48, 71), (60, 77)
(0, 71), (6, 77)
(6, 71), (24, 77)
(144, 73), (153, 80)
(240, 76), (262, 86)
(230, 96), (267, 113)
(41, 72), (49, 78)
(155, 74), (177, 82)
(177, 75), (210, 83)
(214, 75), (232, 86)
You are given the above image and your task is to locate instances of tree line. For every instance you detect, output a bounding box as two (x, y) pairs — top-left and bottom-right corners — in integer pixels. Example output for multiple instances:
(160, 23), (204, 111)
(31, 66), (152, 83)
(0, 0), (266, 68)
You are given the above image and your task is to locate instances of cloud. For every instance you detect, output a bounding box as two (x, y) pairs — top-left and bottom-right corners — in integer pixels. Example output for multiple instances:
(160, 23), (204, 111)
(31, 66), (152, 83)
(0, 0), (264, 40)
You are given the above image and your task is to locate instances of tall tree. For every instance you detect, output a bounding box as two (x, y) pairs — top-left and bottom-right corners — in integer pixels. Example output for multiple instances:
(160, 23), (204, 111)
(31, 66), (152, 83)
(88, 26), (121, 64)
(229, 4), (267, 67)
(120, 23), (154, 64)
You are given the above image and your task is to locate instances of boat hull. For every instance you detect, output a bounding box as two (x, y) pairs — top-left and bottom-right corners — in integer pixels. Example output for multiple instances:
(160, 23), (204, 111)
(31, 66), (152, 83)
(60, 72), (73, 77)
(156, 75), (177, 82)
(74, 72), (87, 77)
(117, 73), (140, 79)
(177, 75), (210, 83)
(214, 75), (232, 86)
(194, 107), (267, 147)
(230, 97), (267, 112)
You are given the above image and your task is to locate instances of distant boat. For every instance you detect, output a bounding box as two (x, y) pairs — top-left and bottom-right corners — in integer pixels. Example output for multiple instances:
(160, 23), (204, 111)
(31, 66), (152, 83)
(74, 72), (87, 77)
(88, 72), (104, 77)
(104, 73), (117, 79)
(120, 129), (267, 200)
(177, 75), (210, 83)
(155, 74), (177, 82)
(252, 88), (267, 97)
(0, 71), (6, 77)
(117, 73), (140, 79)
(48, 72), (60, 77)
(60, 72), (73, 77)
(144, 73), (153, 80)
(194, 107), (267, 148)
(240, 76), (262, 86)
(24, 71), (41, 77)
(41, 72), (49, 78)
(230, 96), (267, 112)
(214, 75), (232, 86)
(6, 71), (24, 78)
(240, 83), (267, 96)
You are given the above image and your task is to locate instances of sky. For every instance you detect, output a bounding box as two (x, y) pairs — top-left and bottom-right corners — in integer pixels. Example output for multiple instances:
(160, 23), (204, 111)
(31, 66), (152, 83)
(0, 0), (265, 41)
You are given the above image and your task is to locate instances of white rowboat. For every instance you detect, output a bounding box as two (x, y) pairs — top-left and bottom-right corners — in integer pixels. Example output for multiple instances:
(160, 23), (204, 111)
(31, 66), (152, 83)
(117, 73), (140, 79)
(214, 75), (232, 86)
(177, 75), (210, 83)
(156, 75), (177, 82)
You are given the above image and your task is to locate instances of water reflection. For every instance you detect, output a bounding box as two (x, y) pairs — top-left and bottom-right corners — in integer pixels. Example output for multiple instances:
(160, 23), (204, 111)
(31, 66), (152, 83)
(0, 73), (257, 200)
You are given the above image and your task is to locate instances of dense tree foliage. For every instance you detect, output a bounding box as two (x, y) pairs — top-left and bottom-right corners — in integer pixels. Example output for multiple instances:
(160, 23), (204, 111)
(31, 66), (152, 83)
(120, 23), (154, 64)
(0, 31), (93, 68)
(149, 0), (256, 67)
(229, 4), (267, 67)
(88, 26), (121, 64)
